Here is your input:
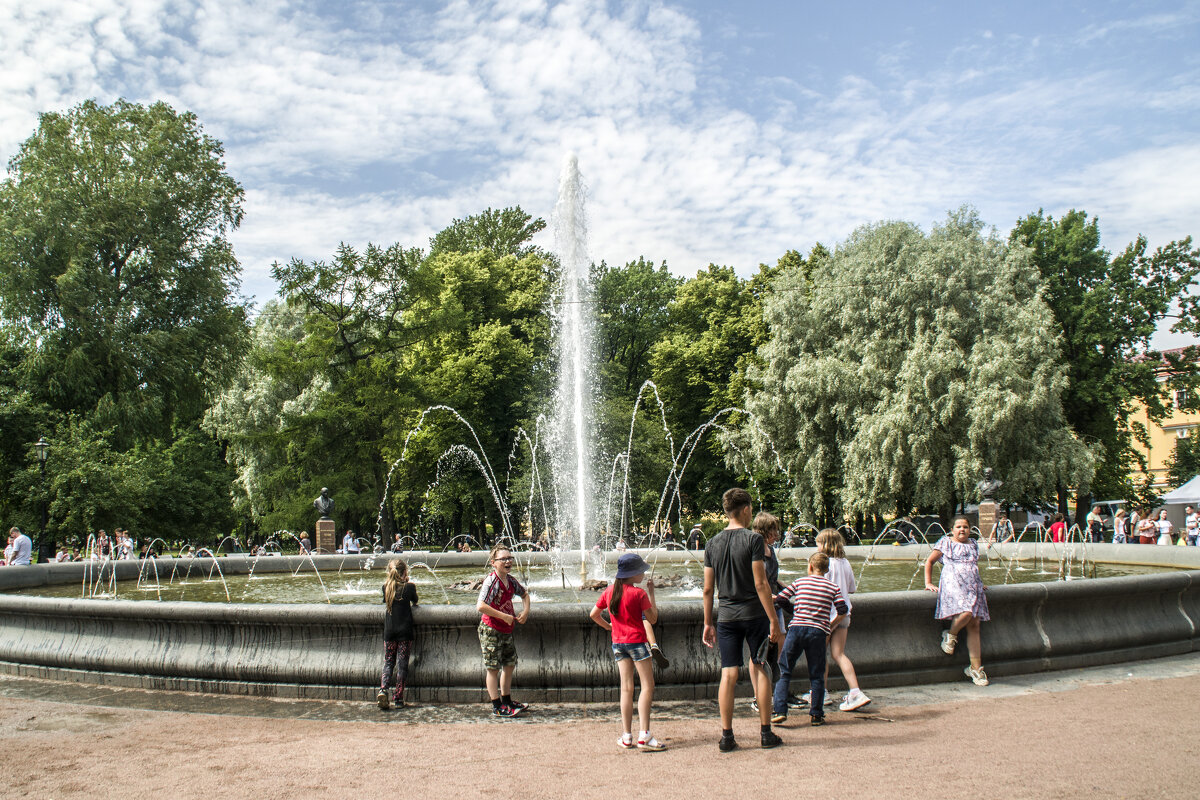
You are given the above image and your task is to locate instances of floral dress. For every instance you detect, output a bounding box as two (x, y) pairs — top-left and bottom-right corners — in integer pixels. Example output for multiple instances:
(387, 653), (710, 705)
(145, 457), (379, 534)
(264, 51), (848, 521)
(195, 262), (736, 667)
(933, 536), (990, 621)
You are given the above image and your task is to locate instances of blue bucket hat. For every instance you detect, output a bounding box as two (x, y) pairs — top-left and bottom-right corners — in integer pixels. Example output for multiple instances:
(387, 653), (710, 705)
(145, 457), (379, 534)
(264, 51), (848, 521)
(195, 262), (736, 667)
(615, 552), (650, 579)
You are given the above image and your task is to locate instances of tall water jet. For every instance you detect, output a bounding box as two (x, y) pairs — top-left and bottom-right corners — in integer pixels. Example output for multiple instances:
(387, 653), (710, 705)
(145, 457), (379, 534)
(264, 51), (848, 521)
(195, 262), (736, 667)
(552, 154), (595, 579)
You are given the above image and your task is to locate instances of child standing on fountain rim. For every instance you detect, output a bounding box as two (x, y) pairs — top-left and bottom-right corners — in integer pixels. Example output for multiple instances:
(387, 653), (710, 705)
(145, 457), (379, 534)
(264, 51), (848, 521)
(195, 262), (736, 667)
(924, 516), (991, 686)
(589, 552), (667, 751)
(378, 558), (418, 710)
(476, 546), (532, 718)
(816, 529), (871, 711)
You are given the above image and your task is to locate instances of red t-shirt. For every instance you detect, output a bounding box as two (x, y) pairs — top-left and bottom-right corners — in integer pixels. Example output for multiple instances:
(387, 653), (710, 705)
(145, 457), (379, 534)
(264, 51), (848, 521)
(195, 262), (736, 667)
(595, 584), (651, 644)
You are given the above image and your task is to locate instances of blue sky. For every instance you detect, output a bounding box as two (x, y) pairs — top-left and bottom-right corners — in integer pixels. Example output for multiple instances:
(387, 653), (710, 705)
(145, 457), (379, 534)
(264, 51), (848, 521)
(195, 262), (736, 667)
(3, 0), (1198, 343)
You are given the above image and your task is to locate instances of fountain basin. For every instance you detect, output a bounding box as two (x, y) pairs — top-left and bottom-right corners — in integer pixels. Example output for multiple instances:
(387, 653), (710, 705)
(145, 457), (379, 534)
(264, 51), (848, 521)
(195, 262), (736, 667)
(1, 544), (1198, 702)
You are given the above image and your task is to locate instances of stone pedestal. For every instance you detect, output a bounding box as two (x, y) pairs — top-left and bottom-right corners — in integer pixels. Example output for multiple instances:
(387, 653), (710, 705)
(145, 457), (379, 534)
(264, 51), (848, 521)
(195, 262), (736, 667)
(978, 502), (998, 541)
(315, 519), (336, 553)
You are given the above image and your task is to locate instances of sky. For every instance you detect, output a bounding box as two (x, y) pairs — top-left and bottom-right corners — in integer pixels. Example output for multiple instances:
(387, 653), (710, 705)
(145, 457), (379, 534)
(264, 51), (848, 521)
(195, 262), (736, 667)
(2, 0), (1199, 343)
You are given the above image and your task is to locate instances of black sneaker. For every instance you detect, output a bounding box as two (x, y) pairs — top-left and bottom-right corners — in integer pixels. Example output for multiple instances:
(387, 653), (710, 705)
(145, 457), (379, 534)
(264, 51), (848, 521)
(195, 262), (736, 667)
(508, 700), (529, 712)
(787, 693), (807, 708)
(492, 704), (520, 718)
(651, 644), (670, 669)
(811, 715), (826, 727)
(376, 690), (389, 711)
(761, 730), (783, 749)
(718, 734), (738, 752)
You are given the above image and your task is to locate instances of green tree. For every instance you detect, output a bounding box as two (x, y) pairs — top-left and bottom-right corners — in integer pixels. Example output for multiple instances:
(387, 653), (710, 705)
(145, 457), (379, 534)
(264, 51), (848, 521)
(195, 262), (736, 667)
(1010, 210), (1200, 519)
(746, 209), (1094, 523)
(429, 206), (546, 259)
(1166, 435), (1200, 489)
(0, 99), (248, 555)
(0, 99), (248, 441)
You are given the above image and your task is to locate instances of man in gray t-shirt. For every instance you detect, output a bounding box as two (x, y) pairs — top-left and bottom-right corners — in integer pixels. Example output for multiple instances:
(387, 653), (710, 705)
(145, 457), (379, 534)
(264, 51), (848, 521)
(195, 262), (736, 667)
(702, 488), (783, 752)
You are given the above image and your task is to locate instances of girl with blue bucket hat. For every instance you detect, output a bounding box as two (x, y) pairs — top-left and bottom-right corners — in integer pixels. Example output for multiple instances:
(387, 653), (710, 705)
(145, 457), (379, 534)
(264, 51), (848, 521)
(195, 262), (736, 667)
(589, 552), (667, 751)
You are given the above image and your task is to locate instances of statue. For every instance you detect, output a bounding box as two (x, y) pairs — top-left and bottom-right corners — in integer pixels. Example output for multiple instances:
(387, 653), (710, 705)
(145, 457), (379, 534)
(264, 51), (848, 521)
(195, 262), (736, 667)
(976, 468), (1003, 503)
(313, 487), (335, 519)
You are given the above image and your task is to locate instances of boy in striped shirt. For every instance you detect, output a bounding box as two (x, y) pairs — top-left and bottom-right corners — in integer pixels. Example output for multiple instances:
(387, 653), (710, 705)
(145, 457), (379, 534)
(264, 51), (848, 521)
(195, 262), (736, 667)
(770, 552), (847, 726)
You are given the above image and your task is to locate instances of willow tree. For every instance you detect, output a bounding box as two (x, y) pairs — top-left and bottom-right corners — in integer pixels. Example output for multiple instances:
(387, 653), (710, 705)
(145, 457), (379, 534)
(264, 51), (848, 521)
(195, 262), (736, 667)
(743, 208), (1094, 522)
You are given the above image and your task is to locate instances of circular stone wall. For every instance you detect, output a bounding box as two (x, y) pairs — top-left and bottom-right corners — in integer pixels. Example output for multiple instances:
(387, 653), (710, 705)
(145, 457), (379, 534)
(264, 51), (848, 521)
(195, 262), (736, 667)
(1, 544), (1197, 701)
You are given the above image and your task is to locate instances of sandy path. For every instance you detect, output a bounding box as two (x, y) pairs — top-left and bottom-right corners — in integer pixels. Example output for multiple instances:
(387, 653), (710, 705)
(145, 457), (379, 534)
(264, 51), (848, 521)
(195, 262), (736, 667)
(2, 674), (1197, 800)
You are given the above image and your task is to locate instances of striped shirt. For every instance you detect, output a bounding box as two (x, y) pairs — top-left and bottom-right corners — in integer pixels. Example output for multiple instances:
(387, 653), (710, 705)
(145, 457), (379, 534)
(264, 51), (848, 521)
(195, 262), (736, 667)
(777, 575), (847, 634)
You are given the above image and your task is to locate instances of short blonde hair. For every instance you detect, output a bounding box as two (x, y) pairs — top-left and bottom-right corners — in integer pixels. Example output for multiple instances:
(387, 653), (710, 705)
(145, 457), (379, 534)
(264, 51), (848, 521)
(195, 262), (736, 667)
(808, 552), (830, 574)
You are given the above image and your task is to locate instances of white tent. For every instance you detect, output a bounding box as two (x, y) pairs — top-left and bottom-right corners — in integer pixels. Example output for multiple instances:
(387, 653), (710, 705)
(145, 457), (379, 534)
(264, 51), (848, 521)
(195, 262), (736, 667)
(1162, 475), (1200, 504)
(1161, 475), (1200, 529)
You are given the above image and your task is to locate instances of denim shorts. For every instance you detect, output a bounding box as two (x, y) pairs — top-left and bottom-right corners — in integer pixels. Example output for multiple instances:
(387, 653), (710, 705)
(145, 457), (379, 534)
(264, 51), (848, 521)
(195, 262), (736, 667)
(611, 642), (651, 662)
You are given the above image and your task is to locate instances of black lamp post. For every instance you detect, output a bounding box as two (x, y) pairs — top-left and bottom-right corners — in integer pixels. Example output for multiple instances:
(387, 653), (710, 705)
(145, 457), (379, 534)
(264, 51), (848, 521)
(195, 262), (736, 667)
(34, 436), (50, 563)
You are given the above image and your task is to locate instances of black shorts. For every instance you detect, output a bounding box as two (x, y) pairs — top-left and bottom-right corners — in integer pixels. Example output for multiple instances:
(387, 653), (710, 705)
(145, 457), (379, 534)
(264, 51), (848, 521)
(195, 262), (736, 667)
(716, 615), (771, 669)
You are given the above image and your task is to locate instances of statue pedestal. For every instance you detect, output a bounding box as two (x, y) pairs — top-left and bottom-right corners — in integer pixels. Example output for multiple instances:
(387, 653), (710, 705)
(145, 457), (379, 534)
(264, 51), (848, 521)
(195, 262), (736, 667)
(978, 502), (998, 541)
(315, 519), (336, 553)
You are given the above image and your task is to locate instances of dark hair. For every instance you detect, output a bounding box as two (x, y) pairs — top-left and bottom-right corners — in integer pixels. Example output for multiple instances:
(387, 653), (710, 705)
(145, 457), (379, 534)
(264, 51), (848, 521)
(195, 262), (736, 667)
(722, 488), (752, 515)
(1053, 513), (1064, 522)
(608, 576), (631, 615)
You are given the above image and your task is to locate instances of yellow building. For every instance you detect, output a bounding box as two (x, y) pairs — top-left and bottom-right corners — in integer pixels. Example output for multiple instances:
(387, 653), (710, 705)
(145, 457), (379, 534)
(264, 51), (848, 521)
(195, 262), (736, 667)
(1130, 347), (1199, 490)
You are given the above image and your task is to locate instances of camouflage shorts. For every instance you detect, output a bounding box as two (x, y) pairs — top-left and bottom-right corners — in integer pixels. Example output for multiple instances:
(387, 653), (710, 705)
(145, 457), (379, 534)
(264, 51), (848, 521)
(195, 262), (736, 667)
(478, 622), (518, 669)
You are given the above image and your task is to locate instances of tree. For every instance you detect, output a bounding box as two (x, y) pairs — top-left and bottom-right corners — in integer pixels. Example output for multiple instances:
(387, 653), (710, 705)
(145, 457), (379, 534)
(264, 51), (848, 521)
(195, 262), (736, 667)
(0, 99), (248, 441)
(745, 209), (1094, 523)
(0, 99), (249, 554)
(429, 206), (546, 259)
(1010, 210), (1200, 519)
(1166, 435), (1200, 490)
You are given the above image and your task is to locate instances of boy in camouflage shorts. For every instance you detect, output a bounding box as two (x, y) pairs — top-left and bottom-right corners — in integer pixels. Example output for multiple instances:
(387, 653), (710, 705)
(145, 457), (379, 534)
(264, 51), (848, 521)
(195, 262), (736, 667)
(476, 546), (532, 717)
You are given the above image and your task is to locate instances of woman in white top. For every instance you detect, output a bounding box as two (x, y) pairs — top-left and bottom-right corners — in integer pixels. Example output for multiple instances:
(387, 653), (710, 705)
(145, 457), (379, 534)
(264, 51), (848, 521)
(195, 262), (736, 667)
(1155, 510), (1174, 546)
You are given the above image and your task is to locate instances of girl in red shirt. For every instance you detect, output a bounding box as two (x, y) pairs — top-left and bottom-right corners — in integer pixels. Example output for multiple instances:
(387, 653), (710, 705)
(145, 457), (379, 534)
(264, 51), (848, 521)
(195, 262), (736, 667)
(589, 552), (666, 752)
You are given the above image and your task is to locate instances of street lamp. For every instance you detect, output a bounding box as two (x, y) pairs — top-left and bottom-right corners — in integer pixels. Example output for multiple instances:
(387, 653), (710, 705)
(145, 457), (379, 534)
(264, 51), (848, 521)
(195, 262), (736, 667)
(34, 437), (49, 563)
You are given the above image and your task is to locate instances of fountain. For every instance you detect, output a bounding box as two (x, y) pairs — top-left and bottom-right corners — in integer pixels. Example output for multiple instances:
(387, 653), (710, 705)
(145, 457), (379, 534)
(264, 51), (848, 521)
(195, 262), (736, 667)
(551, 154), (595, 581)
(2, 157), (1199, 703)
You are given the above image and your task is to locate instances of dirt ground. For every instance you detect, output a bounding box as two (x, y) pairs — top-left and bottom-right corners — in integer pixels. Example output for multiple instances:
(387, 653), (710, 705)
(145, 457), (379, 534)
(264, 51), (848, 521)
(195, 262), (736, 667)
(2, 673), (1197, 800)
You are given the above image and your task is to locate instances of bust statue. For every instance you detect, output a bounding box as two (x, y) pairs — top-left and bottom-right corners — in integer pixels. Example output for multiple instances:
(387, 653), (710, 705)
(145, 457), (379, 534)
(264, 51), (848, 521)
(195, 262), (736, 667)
(313, 487), (335, 519)
(976, 468), (1003, 503)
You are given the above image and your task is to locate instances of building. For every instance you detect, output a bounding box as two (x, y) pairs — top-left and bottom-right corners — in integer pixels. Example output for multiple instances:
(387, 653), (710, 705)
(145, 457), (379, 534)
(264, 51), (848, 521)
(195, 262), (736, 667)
(1129, 346), (1200, 491)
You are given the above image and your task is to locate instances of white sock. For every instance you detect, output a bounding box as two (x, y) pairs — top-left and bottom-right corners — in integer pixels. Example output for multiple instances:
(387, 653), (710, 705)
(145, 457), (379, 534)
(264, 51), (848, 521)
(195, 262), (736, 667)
(620, 732), (632, 742)
(639, 731), (650, 740)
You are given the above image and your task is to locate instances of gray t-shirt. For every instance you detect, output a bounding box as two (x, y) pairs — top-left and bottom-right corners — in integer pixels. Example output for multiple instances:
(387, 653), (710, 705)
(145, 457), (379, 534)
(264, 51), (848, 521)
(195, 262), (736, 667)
(704, 526), (767, 622)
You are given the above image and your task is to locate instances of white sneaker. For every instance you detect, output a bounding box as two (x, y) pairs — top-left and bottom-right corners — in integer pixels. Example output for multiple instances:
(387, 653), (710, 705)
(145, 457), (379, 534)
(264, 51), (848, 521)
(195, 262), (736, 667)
(839, 688), (872, 712)
(941, 631), (958, 655)
(965, 665), (989, 686)
(800, 692), (835, 706)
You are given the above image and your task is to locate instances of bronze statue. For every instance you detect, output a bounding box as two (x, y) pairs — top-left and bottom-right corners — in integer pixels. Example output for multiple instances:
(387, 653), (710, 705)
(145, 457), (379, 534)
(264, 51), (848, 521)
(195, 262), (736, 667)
(976, 468), (1003, 503)
(313, 487), (335, 519)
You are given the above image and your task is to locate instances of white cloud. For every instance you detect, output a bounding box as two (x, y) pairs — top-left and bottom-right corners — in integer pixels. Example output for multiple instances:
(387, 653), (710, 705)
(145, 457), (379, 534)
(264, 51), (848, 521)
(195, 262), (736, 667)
(1, 0), (1198, 311)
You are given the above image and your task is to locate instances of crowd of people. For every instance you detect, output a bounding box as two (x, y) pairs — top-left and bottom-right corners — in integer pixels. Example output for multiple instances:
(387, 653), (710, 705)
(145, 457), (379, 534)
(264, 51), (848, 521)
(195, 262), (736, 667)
(376, 487), (992, 753)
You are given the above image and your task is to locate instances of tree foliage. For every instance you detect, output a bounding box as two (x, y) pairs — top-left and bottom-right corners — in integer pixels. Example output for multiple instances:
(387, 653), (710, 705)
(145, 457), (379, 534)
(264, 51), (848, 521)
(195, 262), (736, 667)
(744, 209), (1094, 521)
(1010, 210), (1200, 514)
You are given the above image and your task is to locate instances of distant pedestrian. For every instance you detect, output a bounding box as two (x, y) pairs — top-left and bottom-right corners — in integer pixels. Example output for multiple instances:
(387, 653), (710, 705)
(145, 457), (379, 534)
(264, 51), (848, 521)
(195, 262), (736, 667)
(1128, 507), (1141, 543)
(686, 524), (704, 550)
(1046, 514), (1067, 544)
(1155, 510), (1174, 546)
(1112, 509), (1129, 544)
(1186, 506), (1198, 546)
(298, 534), (311, 554)
(8, 527), (32, 566)
(343, 530), (360, 554)
(924, 517), (990, 686)
(992, 513), (1015, 543)
(377, 558), (418, 710)
(1137, 508), (1156, 544)
(1085, 506), (1105, 543)
(589, 552), (666, 752)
